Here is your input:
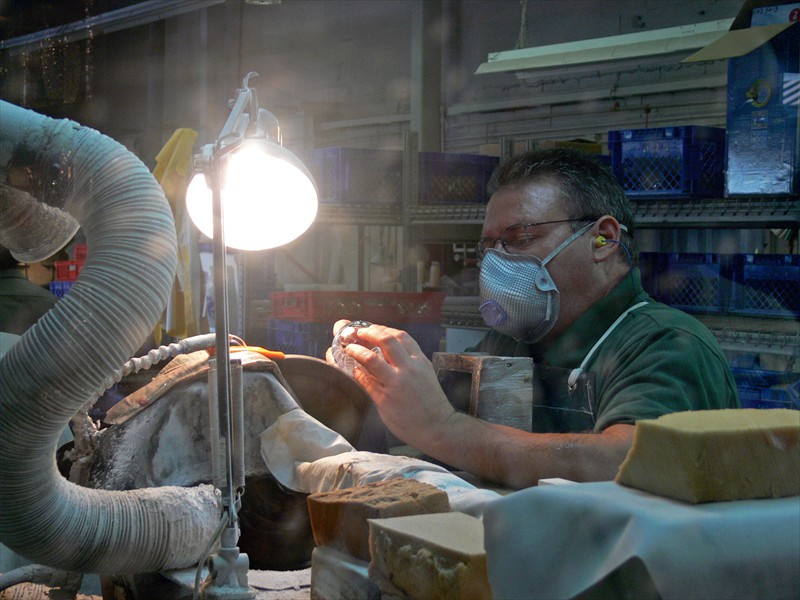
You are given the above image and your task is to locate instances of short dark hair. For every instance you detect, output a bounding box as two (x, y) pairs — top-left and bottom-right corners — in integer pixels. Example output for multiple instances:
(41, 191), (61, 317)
(487, 148), (638, 265)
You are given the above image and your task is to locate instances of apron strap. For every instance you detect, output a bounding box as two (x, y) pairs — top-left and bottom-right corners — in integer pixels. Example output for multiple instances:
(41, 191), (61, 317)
(567, 301), (649, 391)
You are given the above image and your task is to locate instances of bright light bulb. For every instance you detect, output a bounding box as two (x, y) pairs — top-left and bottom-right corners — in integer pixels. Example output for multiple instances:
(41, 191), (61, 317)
(186, 140), (318, 251)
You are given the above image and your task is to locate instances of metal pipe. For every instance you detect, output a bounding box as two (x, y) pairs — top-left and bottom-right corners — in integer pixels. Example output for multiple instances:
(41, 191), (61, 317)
(0, 0), (227, 54)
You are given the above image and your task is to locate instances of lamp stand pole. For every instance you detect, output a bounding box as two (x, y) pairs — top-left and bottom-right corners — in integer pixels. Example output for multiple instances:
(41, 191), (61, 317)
(202, 148), (254, 600)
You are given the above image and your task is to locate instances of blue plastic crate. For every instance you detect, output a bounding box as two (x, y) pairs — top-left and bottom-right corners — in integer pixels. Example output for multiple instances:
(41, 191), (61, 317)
(638, 252), (664, 302)
(729, 254), (799, 319)
(736, 384), (763, 408)
(295, 147), (403, 204)
(609, 126), (725, 198)
(418, 152), (499, 204)
(732, 369), (799, 410)
(738, 385), (800, 411)
(49, 280), (74, 299)
(267, 319), (332, 358)
(731, 368), (800, 388)
(657, 253), (727, 314)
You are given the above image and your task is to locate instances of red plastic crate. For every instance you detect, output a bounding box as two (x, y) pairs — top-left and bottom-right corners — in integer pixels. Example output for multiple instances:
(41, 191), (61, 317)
(267, 318), (443, 359)
(73, 244), (88, 262)
(54, 260), (84, 281)
(269, 291), (446, 323)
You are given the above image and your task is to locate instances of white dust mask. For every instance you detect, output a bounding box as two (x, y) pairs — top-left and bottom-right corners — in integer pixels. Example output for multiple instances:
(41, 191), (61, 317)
(478, 222), (593, 343)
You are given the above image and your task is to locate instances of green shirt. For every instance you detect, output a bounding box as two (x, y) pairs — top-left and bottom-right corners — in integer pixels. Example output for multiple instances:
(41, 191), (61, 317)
(472, 268), (740, 432)
(0, 269), (58, 336)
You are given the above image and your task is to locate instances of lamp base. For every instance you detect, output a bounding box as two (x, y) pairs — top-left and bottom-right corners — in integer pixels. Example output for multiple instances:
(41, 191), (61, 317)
(201, 527), (256, 600)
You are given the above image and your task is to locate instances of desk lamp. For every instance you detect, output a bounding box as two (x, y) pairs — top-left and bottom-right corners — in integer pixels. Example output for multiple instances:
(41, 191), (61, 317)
(185, 72), (318, 599)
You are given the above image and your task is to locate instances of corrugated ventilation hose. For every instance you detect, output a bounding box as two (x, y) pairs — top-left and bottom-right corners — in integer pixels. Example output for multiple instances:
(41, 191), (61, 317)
(0, 101), (221, 574)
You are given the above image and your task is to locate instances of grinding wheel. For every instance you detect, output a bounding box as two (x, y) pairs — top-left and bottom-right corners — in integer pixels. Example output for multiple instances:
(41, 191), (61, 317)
(276, 354), (389, 453)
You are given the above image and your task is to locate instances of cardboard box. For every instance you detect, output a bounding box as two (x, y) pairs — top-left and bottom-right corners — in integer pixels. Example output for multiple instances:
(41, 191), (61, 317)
(685, 4), (800, 197)
(727, 16), (799, 196)
(751, 3), (800, 26)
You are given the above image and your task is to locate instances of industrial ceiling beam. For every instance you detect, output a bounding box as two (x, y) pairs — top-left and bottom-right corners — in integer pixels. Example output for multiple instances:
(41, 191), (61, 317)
(0, 0), (227, 54)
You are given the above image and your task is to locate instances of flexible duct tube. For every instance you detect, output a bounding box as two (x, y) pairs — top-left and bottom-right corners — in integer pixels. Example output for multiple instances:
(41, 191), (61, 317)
(96, 333), (218, 400)
(0, 101), (220, 574)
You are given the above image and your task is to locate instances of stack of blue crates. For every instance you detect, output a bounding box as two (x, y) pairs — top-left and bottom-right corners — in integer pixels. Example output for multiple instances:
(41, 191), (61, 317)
(640, 251), (799, 411)
(294, 148), (501, 206)
(731, 367), (800, 411)
(609, 126), (726, 199)
(418, 152), (499, 204)
(638, 252), (798, 320)
(295, 147), (403, 205)
(729, 254), (800, 319)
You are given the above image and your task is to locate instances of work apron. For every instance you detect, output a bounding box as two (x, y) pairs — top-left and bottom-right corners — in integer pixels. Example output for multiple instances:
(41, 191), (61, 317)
(530, 302), (649, 433)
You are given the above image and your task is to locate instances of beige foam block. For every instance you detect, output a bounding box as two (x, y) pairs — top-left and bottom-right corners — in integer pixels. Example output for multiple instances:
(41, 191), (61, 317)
(368, 511), (492, 600)
(616, 408), (800, 503)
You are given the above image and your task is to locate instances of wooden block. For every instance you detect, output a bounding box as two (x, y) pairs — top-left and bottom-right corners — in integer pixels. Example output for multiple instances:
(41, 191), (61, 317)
(433, 352), (533, 430)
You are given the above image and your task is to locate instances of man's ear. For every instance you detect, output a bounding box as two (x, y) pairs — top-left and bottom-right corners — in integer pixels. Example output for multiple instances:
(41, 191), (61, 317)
(592, 216), (622, 262)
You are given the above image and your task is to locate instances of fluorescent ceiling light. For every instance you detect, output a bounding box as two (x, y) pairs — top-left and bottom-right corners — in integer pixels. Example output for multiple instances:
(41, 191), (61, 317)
(475, 18), (734, 75)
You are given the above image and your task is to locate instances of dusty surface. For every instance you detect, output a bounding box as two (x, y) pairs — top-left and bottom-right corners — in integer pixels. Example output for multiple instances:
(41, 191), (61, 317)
(0, 584), (100, 599)
(0, 570), (311, 600)
(249, 569), (311, 599)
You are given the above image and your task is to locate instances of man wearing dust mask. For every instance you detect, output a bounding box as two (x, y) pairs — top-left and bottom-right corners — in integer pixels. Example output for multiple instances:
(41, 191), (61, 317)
(330, 148), (739, 490)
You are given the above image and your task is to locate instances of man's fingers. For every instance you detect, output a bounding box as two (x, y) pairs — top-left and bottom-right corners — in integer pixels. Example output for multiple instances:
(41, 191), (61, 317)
(346, 343), (391, 375)
(332, 319), (351, 336)
(356, 325), (421, 365)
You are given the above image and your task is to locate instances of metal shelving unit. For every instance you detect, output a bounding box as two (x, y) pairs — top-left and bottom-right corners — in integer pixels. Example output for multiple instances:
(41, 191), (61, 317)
(633, 196), (799, 228)
(409, 204), (486, 224)
(711, 329), (800, 359)
(314, 149), (798, 359)
(440, 302), (800, 360)
(317, 203), (403, 226)
(409, 198), (798, 358)
(404, 197), (800, 228)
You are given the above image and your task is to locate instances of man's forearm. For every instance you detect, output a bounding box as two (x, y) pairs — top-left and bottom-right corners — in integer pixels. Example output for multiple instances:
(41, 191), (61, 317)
(417, 412), (635, 489)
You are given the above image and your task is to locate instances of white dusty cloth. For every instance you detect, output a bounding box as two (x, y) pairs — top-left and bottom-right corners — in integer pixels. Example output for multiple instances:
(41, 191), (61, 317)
(260, 409), (500, 517)
(483, 480), (800, 600)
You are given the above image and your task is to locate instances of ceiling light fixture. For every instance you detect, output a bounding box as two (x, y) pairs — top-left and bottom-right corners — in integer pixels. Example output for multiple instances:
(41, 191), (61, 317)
(475, 18), (734, 76)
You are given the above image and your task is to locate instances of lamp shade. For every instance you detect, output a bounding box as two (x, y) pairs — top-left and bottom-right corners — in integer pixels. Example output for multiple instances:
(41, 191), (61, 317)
(186, 139), (318, 251)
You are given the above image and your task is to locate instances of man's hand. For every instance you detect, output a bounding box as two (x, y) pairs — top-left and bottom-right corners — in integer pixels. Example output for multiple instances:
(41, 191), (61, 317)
(326, 320), (634, 489)
(327, 321), (455, 446)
